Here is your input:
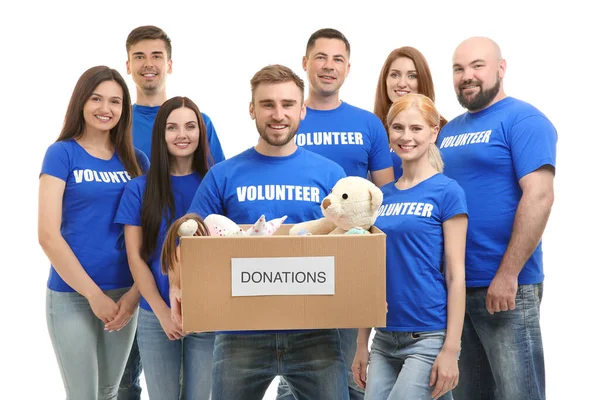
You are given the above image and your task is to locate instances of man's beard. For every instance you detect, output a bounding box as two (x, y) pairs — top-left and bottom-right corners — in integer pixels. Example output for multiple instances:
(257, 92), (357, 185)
(141, 82), (160, 93)
(457, 74), (501, 111)
(257, 122), (297, 147)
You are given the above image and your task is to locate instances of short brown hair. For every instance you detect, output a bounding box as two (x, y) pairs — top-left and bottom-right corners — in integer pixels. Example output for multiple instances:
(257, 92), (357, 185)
(126, 25), (172, 60)
(250, 65), (304, 102)
(306, 28), (351, 56)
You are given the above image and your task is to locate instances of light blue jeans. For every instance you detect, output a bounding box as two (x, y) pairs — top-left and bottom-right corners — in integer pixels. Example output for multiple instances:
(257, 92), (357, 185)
(454, 284), (545, 400)
(212, 330), (349, 400)
(136, 308), (215, 400)
(277, 328), (364, 400)
(365, 329), (452, 400)
(46, 287), (138, 400)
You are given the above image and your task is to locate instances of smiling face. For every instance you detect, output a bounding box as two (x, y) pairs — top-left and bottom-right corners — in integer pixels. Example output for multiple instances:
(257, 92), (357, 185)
(82, 80), (123, 134)
(452, 37), (505, 112)
(386, 57), (419, 102)
(388, 106), (438, 165)
(250, 81), (306, 148)
(303, 38), (350, 98)
(164, 106), (200, 159)
(126, 39), (172, 95)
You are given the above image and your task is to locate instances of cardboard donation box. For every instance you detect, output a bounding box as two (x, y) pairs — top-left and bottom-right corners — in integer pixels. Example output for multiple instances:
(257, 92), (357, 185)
(180, 224), (386, 332)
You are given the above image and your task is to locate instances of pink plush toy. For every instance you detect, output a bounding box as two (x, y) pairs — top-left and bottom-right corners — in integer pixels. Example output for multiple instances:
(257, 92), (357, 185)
(203, 214), (288, 237)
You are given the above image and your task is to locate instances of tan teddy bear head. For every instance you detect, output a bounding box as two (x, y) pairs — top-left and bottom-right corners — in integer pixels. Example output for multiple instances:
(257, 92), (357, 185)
(321, 176), (384, 232)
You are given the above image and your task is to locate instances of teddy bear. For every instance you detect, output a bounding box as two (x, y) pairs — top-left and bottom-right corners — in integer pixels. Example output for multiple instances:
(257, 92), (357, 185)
(289, 176), (384, 236)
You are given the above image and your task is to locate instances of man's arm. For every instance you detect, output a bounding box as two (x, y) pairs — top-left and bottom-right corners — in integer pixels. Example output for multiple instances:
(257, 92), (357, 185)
(486, 165), (555, 314)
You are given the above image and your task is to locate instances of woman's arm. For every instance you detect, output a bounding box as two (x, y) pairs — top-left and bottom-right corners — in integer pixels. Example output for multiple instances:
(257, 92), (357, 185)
(122, 225), (183, 339)
(352, 327), (372, 390)
(430, 213), (467, 399)
(38, 174), (118, 323)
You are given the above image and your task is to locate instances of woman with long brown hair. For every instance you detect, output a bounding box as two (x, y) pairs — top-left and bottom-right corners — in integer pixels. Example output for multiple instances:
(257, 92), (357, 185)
(374, 47), (447, 180)
(115, 96), (215, 399)
(38, 65), (148, 399)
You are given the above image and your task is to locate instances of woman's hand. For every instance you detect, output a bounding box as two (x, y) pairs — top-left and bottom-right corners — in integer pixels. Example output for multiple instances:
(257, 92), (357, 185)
(352, 344), (370, 390)
(104, 288), (139, 332)
(430, 348), (459, 399)
(88, 291), (119, 323)
(157, 306), (185, 340)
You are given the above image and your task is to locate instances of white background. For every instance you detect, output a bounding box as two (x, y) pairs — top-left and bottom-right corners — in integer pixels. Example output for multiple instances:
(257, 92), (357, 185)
(0, 0), (596, 398)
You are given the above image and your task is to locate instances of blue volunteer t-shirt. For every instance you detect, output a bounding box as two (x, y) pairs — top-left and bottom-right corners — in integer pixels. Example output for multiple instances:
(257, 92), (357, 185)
(296, 102), (393, 177)
(438, 97), (557, 287)
(114, 173), (203, 312)
(132, 104), (226, 164)
(40, 139), (150, 292)
(375, 174), (468, 331)
(188, 146), (346, 334)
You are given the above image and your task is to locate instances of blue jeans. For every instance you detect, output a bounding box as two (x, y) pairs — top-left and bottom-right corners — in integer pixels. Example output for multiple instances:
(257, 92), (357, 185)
(453, 284), (545, 400)
(136, 308), (215, 400)
(118, 333), (142, 400)
(212, 330), (349, 400)
(46, 287), (138, 400)
(277, 328), (364, 400)
(365, 329), (452, 400)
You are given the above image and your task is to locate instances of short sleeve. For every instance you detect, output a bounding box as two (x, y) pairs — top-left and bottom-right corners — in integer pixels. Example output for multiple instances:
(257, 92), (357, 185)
(135, 148), (151, 174)
(510, 114), (557, 180)
(114, 179), (143, 226)
(40, 142), (71, 182)
(40, 142), (71, 181)
(202, 113), (226, 165)
(441, 180), (468, 222)
(368, 117), (394, 172)
(187, 169), (224, 218)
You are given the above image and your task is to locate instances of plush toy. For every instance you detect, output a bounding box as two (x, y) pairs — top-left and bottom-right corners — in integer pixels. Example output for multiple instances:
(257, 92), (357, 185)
(204, 214), (245, 237)
(204, 214), (288, 237)
(289, 176), (383, 236)
(247, 214), (288, 236)
(161, 213), (288, 273)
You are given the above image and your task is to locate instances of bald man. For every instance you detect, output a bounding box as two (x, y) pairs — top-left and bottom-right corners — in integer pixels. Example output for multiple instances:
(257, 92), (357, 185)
(437, 37), (557, 400)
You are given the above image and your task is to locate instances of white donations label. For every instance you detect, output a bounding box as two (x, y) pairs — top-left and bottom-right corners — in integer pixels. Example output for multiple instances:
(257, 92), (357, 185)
(231, 256), (335, 297)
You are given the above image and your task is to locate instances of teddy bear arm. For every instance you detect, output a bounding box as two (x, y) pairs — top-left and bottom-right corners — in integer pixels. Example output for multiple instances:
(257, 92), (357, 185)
(289, 218), (337, 235)
(328, 226), (348, 235)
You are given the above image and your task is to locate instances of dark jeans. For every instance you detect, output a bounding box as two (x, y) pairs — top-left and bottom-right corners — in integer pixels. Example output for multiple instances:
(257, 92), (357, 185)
(278, 328), (364, 400)
(453, 284), (545, 400)
(118, 331), (142, 400)
(212, 330), (349, 400)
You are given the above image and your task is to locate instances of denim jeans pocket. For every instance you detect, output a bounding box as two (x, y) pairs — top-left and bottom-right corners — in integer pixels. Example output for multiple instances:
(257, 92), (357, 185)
(410, 329), (446, 340)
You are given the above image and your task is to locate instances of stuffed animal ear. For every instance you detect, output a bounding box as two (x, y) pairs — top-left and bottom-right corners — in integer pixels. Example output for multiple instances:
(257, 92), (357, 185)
(248, 214), (288, 236)
(369, 185), (384, 211)
(267, 215), (287, 233)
